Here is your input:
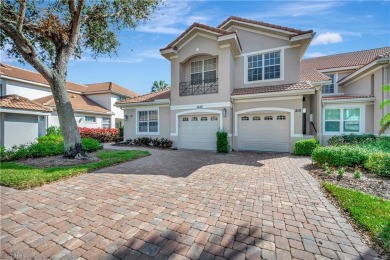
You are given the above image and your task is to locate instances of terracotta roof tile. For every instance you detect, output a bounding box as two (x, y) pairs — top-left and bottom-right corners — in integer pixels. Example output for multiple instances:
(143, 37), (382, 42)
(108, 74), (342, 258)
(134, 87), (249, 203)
(218, 16), (313, 35)
(160, 23), (236, 51)
(34, 93), (112, 114)
(232, 82), (314, 96)
(117, 88), (171, 104)
(0, 94), (51, 112)
(322, 95), (374, 100)
(85, 82), (139, 97)
(300, 47), (390, 82)
(0, 63), (87, 92)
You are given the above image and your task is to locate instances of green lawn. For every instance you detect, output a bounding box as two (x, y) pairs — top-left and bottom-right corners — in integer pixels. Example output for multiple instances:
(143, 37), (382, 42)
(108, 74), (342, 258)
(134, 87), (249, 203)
(323, 183), (390, 252)
(0, 150), (150, 189)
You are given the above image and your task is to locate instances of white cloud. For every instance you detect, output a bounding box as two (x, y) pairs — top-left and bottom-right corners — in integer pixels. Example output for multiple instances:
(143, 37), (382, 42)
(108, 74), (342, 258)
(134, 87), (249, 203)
(312, 32), (343, 45)
(136, 49), (164, 59)
(137, 1), (211, 34)
(305, 52), (327, 58)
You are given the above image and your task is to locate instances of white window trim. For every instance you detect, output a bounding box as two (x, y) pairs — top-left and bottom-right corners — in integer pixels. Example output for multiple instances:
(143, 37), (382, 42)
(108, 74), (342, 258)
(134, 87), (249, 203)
(244, 48), (284, 84)
(85, 116), (97, 124)
(322, 104), (365, 135)
(102, 117), (111, 128)
(322, 73), (338, 95)
(136, 107), (160, 135)
(190, 58), (217, 82)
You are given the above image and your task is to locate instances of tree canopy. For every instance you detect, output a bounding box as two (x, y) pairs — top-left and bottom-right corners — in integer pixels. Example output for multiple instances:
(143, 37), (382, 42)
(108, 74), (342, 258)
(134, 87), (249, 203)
(151, 80), (168, 93)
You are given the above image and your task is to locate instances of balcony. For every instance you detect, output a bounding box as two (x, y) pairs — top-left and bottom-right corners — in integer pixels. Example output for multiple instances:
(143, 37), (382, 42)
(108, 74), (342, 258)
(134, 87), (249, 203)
(179, 78), (218, 96)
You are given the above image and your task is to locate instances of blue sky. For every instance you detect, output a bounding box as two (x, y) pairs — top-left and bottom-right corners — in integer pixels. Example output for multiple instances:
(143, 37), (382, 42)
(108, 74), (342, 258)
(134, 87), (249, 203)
(1, 0), (389, 95)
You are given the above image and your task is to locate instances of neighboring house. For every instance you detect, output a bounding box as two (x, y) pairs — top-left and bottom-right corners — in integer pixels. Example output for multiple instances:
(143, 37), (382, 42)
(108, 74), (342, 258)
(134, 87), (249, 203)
(117, 16), (390, 152)
(0, 95), (51, 148)
(0, 63), (138, 148)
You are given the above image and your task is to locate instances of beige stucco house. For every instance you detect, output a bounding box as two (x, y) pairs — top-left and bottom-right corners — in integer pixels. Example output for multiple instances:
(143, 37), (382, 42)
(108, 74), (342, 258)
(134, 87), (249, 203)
(116, 16), (389, 152)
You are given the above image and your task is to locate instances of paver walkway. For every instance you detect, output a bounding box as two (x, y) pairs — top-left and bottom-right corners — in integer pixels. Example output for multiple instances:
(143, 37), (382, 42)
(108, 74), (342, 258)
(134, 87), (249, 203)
(1, 145), (382, 259)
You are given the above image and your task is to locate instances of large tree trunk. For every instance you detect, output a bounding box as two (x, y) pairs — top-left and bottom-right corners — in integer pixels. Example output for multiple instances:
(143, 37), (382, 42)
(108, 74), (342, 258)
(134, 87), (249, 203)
(51, 70), (86, 159)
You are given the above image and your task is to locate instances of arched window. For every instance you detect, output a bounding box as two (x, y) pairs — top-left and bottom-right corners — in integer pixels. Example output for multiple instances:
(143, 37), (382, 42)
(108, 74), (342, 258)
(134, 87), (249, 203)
(264, 116), (273, 120)
(211, 116), (218, 121)
(191, 117), (198, 121)
(182, 117), (189, 122)
(201, 117), (208, 121)
(277, 115), (286, 120)
(252, 116), (261, 121)
(241, 116), (249, 121)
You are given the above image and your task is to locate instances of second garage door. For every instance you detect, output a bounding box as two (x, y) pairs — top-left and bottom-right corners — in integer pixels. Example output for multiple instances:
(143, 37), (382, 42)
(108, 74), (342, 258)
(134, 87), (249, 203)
(179, 115), (220, 150)
(238, 113), (290, 152)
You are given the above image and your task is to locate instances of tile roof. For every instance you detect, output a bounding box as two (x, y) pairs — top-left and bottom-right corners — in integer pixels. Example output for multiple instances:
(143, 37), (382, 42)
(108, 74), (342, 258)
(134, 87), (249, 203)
(117, 88), (171, 104)
(322, 95), (374, 100)
(85, 82), (139, 97)
(218, 16), (313, 35)
(232, 82), (314, 96)
(34, 93), (112, 114)
(0, 63), (87, 92)
(300, 47), (390, 83)
(0, 94), (51, 112)
(160, 23), (236, 51)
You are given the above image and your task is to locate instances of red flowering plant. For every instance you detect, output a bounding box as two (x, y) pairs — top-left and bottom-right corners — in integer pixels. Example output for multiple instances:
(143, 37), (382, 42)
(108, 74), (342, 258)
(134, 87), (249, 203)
(79, 127), (120, 142)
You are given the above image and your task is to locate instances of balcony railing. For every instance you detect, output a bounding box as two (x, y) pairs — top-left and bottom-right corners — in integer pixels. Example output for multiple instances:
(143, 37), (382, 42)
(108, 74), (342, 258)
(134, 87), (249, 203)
(179, 78), (218, 96)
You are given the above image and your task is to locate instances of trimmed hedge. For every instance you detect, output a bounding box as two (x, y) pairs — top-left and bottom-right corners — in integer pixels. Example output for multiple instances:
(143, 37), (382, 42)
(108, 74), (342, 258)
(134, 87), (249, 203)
(0, 138), (103, 161)
(365, 152), (390, 177)
(312, 146), (368, 167)
(294, 138), (319, 156)
(327, 133), (377, 146)
(216, 131), (229, 153)
(124, 137), (173, 149)
(79, 127), (120, 142)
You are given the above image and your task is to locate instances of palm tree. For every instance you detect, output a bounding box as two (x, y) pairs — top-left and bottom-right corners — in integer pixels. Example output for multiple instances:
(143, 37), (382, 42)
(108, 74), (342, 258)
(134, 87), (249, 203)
(379, 84), (390, 136)
(151, 80), (168, 93)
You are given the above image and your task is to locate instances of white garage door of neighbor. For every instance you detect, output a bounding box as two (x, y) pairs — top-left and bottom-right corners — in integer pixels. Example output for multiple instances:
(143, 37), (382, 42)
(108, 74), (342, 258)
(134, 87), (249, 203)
(179, 115), (220, 150)
(238, 113), (290, 152)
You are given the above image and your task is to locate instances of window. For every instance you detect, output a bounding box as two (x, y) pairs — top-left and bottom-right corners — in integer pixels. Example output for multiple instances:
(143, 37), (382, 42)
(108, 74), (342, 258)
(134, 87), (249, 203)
(211, 116), (218, 121)
(252, 116), (261, 121)
(102, 117), (111, 128)
(324, 108), (360, 133)
(182, 117), (189, 122)
(241, 116), (249, 121)
(191, 117), (198, 121)
(277, 115), (286, 120)
(322, 74), (337, 94)
(138, 110), (158, 133)
(247, 51), (280, 82)
(191, 58), (217, 84)
(264, 116), (273, 120)
(201, 117), (208, 121)
(85, 116), (96, 123)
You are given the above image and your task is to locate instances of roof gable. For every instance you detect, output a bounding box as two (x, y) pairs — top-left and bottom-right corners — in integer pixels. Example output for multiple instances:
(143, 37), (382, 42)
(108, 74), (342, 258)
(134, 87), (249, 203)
(0, 94), (52, 112)
(85, 82), (139, 97)
(116, 88), (171, 106)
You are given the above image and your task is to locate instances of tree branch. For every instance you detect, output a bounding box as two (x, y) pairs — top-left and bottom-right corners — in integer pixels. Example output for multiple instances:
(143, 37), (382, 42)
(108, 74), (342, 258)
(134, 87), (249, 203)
(16, 0), (26, 32)
(68, 0), (76, 16)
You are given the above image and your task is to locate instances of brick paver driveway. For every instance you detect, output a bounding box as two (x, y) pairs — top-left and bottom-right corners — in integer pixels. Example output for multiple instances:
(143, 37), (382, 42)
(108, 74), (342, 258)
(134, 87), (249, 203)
(1, 146), (381, 260)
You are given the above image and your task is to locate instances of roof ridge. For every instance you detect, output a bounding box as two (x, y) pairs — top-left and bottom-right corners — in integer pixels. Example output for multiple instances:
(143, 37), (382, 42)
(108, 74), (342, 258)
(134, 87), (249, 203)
(0, 63), (88, 88)
(303, 46), (390, 61)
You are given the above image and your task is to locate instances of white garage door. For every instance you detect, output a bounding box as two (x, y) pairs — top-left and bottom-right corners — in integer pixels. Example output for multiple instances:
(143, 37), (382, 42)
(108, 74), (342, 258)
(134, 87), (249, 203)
(238, 113), (290, 152)
(179, 115), (220, 150)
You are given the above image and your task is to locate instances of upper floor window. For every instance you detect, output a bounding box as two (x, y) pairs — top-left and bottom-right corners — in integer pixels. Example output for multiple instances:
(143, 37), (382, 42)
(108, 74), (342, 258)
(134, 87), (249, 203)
(85, 116), (96, 123)
(322, 74), (337, 94)
(191, 58), (217, 84)
(247, 51), (281, 82)
(138, 110), (158, 134)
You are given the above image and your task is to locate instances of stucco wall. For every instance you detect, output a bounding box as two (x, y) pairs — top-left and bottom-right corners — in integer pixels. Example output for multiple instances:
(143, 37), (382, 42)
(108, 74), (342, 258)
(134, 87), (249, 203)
(4, 79), (52, 99)
(48, 112), (106, 129)
(123, 105), (171, 140)
(2, 113), (39, 148)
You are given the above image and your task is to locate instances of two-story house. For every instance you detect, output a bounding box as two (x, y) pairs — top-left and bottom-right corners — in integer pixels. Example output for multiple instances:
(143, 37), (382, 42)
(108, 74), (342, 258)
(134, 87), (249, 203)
(117, 16), (390, 152)
(0, 63), (139, 148)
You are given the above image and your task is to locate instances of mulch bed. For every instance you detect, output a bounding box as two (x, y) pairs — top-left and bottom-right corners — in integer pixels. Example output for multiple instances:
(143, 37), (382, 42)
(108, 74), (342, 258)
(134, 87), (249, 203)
(305, 164), (390, 200)
(19, 152), (100, 168)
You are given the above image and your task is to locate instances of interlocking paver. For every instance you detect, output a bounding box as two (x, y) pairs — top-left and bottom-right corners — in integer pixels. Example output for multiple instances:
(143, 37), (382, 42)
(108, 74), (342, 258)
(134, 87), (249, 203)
(0, 146), (383, 259)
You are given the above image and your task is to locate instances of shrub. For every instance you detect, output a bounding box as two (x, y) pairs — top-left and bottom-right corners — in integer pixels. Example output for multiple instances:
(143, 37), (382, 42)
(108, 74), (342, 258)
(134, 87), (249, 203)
(354, 170), (362, 179)
(127, 137), (173, 149)
(79, 127), (119, 142)
(46, 126), (62, 136)
(312, 146), (368, 167)
(364, 152), (390, 177)
(37, 135), (63, 144)
(0, 138), (103, 161)
(294, 138), (319, 156)
(328, 134), (377, 146)
(216, 131), (229, 153)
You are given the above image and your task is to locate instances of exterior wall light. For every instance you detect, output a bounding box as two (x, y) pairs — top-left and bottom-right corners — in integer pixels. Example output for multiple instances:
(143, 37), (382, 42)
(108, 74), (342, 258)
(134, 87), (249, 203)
(222, 108), (227, 117)
(125, 115), (129, 121)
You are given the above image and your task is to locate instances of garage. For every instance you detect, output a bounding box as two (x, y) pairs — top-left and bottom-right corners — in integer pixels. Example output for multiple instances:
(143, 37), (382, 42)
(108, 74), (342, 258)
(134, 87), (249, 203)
(179, 114), (220, 150)
(238, 112), (290, 152)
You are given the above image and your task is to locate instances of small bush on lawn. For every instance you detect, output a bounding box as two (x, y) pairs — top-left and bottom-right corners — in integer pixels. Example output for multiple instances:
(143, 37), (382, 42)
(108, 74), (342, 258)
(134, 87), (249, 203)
(79, 127), (119, 142)
(294, 138), (319, 156)
(46, 126), (62, 136)
(216, 131), (229, 153)
(312, 146), (368, 167)
(364, 152), (390, 177)
(0, 138), (103, 161)
(37, 135), (64, 144)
